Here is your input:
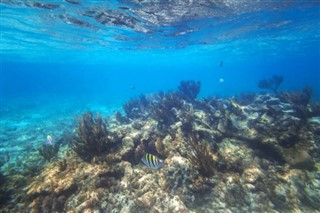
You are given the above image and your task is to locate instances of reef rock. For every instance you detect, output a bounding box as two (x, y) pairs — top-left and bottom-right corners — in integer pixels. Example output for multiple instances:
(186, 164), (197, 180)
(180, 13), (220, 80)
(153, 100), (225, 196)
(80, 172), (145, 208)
(2, 88), (319, 213)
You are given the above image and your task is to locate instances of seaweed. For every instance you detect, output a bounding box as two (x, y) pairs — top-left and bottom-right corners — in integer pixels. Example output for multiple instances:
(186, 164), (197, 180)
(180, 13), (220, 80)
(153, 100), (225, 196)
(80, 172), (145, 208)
(0, 179), (10, 209)
(123, 94), (150, 120)
(279, 86), (315, 119)
(58, 159), (67, 172)
(72, 112), (120, 162)
(182, 113), (215, 177)
(178, 80), (201, 101)
(123, 98), (142, 119)
(258, 75), (283, 93)
(0, 151), (9, 168)
(38, 143), (59, 161)
(0, 169), (5, 186)
(185, 131), (215, 177)
(114, 111), (129, 124)
(150, 92), (183, 128)
(0, 158), (4, 168)
(280, 86), (312, 105)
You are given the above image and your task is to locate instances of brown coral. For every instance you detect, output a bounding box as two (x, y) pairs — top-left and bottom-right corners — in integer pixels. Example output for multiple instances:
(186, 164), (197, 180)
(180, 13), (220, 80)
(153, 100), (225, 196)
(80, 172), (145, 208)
(185, 132), (216, 177)
(72, 112), (122, 162)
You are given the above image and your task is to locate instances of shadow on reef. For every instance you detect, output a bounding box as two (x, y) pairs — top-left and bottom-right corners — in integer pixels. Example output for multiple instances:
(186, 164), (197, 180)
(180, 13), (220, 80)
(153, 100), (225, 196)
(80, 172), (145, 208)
(1, 79), (320, 212)
(0, 169), (9, 207)
(258, 75), (283, 94)
(38, 143), (60, 161)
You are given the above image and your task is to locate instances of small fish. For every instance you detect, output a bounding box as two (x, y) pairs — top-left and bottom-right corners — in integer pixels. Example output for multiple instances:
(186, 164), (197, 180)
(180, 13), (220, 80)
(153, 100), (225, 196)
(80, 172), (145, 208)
(119, 6), (129, 10)
(130, 85), (136, 90)
(219, 61), (223, 67)
(46, 135), (54, 145)
(141, 153), (164, 169)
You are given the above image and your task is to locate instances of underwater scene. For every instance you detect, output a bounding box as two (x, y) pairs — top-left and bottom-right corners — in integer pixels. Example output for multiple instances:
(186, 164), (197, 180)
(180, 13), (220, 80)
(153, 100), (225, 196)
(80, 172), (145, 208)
(1, 0), (320, 212)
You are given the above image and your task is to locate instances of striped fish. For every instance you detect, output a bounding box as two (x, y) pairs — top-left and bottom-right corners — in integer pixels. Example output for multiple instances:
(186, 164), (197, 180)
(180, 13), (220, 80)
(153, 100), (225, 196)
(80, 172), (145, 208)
(141, 153), (164, 169)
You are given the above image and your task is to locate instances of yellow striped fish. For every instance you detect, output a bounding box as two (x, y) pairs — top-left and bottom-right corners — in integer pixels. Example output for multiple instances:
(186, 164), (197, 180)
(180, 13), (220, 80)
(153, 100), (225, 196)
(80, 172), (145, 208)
(141, 153), (164, 169)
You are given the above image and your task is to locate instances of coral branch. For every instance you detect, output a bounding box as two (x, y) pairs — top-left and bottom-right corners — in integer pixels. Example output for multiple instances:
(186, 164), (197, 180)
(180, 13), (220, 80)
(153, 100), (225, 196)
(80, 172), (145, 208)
(150, 92), (183, 128)
(123, 95), (150, 120)
(38, 143), (59, 161)
(72, 112), (119, 162)
(185, 133), (215, 177)
(182, 112), (216, 177)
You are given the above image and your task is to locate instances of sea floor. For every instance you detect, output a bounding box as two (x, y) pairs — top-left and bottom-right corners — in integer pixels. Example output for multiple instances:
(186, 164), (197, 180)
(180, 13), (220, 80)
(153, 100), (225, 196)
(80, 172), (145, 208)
(0, 96), (121, 175)
(0, 87), (320, 212)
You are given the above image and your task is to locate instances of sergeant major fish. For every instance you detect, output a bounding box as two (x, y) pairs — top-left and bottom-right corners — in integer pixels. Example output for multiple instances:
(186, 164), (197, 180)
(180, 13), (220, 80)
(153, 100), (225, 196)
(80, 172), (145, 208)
(141, 153), (164, 169)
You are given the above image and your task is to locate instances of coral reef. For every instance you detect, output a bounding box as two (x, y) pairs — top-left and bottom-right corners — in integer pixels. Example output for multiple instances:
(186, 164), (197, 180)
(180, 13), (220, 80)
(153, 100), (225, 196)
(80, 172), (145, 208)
(1, 84), (320, 212)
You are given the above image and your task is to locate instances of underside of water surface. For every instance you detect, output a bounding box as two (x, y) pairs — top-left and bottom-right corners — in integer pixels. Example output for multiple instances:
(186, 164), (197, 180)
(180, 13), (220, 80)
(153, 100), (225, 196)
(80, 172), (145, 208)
(0, 1), (320, 212)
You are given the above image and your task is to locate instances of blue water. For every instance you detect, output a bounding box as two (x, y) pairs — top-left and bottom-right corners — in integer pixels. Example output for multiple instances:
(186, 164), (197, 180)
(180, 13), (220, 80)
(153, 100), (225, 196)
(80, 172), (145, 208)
(1, 1), (319, 106)
(0, 1), (319, 149)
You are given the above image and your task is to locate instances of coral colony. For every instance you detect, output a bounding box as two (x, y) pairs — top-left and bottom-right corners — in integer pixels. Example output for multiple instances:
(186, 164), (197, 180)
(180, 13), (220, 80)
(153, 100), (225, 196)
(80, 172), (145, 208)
(1, 79), (320, 212)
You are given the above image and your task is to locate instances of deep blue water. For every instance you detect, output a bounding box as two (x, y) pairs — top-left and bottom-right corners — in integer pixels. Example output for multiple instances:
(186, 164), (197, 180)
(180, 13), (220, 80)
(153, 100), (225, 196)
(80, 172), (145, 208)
(1, 1), (319, 107)
(2, 50), (319, 105)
